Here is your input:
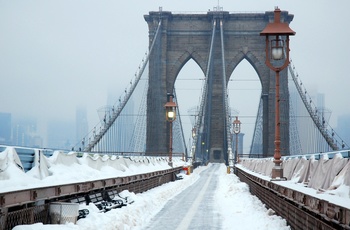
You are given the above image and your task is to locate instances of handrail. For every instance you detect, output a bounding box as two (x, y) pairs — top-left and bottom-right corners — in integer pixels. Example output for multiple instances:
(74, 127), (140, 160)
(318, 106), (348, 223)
(0, 166), (181, 209)
(237, 167), (349, 229)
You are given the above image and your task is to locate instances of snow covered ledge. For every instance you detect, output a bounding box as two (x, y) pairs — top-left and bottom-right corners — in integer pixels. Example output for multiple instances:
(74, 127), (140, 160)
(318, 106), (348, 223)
(238, 151), (350, 208)
(0, 146), (187, 193)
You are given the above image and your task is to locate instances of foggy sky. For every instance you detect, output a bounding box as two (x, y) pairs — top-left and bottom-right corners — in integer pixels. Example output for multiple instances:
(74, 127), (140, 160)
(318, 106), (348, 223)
(1, 0), (349, 150)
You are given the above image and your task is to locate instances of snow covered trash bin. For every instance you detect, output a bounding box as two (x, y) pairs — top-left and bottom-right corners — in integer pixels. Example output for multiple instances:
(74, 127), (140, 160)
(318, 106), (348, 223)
(49, 202), (79, 224)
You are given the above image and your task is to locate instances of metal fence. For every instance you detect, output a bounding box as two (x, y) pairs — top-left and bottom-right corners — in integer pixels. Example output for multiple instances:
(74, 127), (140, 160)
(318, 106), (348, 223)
(1, 204), (49, 230)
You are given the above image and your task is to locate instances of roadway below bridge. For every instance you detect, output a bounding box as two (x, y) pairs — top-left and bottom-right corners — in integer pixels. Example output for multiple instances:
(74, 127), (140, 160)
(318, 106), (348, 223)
(144, 164), (222, 230)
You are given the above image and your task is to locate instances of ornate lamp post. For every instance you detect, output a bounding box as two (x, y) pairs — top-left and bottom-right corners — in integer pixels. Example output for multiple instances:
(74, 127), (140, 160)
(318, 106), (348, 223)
(191, 127), (196, 163)
(233, 116), (241, 165)
(260, 7), (295, 179)
(164, 93), (177, 167)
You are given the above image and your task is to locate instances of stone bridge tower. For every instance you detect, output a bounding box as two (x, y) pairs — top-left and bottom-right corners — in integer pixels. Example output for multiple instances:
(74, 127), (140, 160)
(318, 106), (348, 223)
(144, 9), (293, 162)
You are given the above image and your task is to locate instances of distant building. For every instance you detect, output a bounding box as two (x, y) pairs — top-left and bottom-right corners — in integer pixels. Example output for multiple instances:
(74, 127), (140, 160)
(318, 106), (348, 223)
(12, 117), (42, 147)
(336, 114), (350, 149)
(109, 99), (134, 152)
(316, 93), (325, 109)
(76, 106), (88, 150)
(0, 112), (12, 145)
(106, 92), (134, 152)
(47, 120), (74, 150)
(231, 133), (244, 156)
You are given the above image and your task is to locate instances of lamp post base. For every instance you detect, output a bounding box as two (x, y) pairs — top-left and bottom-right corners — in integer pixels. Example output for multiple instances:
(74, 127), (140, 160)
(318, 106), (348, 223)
(227, 166), (234, 174)
(271, 166), (286, 181)
(168, 162), (173, 167)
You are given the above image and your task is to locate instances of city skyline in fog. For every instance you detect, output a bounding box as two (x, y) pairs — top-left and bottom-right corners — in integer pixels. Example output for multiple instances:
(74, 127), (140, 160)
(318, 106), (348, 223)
(1, 1), (350, 150)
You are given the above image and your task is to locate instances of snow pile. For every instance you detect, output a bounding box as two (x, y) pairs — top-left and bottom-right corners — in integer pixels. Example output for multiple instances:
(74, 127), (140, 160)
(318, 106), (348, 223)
(237, 164), (350, 209)
(215, 164), (290, 230)
(13, 164), (292, 230)
(0, 146), (185, 193)
(13, 166), (206, 230)
(240, 151), (350, 200)
(3, 145), (348, 229)
(0, 147), (43, 191)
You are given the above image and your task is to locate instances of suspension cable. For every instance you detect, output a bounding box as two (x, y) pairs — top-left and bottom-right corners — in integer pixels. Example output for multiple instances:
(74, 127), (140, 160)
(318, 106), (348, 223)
(220, 19), (232, 164)
(174, 90), (188, 157)
(192, 19), (217, 159)
(84, 20), (162, 152)
(288, 64), (339, 151)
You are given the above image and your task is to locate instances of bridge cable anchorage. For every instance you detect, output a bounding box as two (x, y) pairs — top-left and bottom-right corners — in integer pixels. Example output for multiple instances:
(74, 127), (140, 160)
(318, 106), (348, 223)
(83, 20), (162, 152)
(192, 19), (216, 162)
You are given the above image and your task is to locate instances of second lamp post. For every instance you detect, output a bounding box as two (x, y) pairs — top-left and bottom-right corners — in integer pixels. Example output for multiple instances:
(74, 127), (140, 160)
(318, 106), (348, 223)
(164, 93), (177, 167)
(233, 116), (241, 165)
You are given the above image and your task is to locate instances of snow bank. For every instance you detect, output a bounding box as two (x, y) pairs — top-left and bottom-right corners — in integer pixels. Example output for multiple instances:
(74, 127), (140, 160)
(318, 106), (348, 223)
(13, 164), (291, 230)
(240, 152), (350, 200)
(0, 146), (185, 193)
(215, 164), (290, 230)
(13, 166), (204, 230)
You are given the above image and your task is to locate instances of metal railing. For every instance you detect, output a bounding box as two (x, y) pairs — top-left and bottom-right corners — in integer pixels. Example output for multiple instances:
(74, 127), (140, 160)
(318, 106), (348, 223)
(236, 168), (350, 229)
(0, 166), (182, 230)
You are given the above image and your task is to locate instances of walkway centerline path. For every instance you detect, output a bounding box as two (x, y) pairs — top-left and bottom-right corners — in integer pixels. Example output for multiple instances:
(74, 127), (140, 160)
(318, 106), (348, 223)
(144, 164), (222, 230)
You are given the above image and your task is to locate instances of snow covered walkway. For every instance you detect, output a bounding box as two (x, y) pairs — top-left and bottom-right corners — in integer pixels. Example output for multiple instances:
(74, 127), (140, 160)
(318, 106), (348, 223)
(144, 163), (222, 230)
(14, 163), (290, 230)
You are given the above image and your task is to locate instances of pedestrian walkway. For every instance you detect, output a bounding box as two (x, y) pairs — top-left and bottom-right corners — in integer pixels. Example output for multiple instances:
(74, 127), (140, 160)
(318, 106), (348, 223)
(144, 164), (222, 230)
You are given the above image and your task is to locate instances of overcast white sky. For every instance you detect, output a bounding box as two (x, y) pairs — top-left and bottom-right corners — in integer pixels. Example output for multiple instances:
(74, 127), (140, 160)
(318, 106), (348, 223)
(1, 0), (349, 150)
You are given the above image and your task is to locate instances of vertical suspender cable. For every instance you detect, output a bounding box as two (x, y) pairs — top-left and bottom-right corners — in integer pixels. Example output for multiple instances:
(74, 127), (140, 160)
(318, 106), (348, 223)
(84, 20), (162, 152)
(173, 90), (188, 158)
(220, 19), (231, 162)
(192, 19), (216, 160)
(288, 65), (339, 152)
